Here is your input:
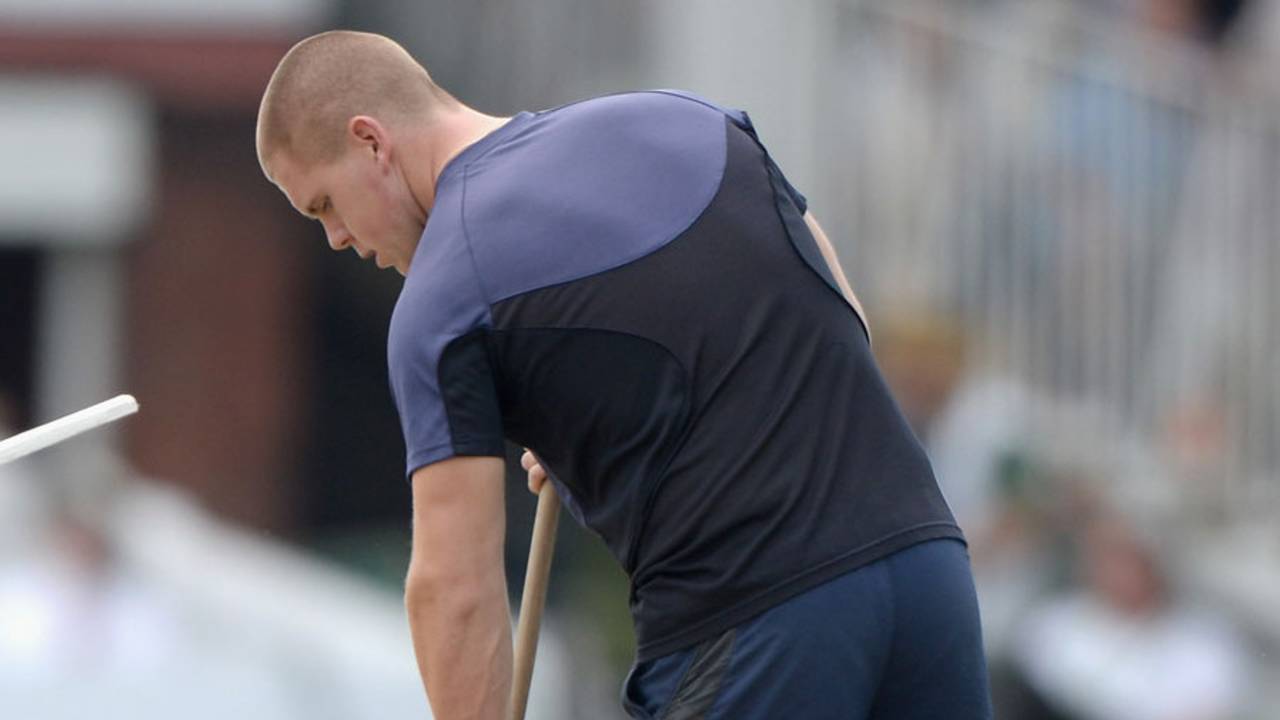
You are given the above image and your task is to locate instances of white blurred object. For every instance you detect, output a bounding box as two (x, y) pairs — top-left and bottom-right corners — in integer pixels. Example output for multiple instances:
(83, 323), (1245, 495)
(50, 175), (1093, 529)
(0, 462), (46, 560)
(0, 78), (149, 453)
(0, 395), (138, 466)
(0, 469), (581, 719)
(928, 375), (1035, 535)
(1015, 594), (1251, 720)
(109, 479), (578, 719)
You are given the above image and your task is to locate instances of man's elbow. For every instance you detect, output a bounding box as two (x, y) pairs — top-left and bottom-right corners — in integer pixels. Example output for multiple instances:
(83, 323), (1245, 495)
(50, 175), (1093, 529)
(404, 565), (504, 620)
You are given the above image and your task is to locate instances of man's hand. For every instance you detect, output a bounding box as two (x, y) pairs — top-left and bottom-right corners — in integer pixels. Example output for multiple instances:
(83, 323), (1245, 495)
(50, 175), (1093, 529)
(520, 448), (547, 495)
(406, 456), (511, 719)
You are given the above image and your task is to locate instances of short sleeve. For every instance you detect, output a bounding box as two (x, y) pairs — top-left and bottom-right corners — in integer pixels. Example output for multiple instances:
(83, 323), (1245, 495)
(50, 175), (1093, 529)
(387, 225), (506, 479)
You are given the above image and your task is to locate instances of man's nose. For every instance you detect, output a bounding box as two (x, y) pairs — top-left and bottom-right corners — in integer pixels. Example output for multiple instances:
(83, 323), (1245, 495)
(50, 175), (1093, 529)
(324, 223), (351, 251)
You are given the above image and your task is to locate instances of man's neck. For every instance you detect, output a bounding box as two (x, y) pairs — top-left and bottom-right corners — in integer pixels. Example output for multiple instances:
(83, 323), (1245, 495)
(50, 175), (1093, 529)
(434, 108), (511, 178)
(406, 106), (511, 218)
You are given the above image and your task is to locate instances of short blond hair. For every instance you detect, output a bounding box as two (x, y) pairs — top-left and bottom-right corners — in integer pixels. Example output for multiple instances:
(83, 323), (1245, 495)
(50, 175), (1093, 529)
(256, 31), (453, 171)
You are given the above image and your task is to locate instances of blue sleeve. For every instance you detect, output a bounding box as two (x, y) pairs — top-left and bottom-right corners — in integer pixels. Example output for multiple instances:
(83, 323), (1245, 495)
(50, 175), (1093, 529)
(387, 229), (505, 479)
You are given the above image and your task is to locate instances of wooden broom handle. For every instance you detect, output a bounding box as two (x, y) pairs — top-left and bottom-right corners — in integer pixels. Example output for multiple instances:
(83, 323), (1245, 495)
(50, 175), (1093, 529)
(510, 481), (561, 720)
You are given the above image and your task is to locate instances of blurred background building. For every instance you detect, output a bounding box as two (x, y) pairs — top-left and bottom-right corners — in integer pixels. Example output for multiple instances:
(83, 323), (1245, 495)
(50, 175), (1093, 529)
(1, 0), (1279, 717)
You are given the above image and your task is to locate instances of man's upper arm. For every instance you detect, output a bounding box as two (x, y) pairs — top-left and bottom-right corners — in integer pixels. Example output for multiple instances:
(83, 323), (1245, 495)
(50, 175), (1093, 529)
(408, 456), (507, 585)
(803, 210), (870, 340)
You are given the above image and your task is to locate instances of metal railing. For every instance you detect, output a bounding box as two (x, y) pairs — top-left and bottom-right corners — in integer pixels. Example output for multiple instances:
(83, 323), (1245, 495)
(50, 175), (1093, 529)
(822, 0), (1280, 524)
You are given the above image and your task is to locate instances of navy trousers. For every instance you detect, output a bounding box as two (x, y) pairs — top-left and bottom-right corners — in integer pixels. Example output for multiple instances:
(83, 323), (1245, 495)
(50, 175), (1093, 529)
(621, 539), (992, 719)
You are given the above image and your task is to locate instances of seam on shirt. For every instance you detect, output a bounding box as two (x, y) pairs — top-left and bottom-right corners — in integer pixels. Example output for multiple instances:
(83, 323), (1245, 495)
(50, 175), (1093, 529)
(458, 165), (496, 321)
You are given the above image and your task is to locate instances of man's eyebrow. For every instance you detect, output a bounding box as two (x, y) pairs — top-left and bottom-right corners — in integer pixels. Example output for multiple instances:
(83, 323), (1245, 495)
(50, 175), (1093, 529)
(302, 195), (323, 218)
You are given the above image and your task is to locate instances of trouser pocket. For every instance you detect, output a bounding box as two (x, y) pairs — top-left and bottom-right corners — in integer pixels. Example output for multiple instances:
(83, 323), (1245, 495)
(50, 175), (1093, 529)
(621, 629), (737, 720)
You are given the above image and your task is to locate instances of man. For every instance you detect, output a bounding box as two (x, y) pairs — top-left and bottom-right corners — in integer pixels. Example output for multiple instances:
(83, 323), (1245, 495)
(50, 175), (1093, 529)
(257, 30), (991, 719)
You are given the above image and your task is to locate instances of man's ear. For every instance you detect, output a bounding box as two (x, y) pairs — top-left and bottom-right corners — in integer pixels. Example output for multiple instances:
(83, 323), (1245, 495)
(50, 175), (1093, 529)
(347, 115), (388, 162)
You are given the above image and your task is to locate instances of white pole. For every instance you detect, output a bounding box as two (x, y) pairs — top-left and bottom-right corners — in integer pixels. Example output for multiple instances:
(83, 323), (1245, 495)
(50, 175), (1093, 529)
(0, 394), (139, 466)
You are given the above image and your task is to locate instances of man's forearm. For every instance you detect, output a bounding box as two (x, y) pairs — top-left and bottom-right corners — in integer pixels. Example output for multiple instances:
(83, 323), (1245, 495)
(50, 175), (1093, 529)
(406, 573), (513, 719)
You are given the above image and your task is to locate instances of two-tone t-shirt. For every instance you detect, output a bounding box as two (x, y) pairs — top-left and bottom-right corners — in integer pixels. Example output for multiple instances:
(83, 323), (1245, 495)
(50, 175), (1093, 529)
(387, 90), (962, 660)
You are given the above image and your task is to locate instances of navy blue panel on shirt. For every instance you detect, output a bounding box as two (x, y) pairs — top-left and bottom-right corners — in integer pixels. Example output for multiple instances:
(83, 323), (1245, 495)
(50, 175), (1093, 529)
(386, 90), (962, 660)
(437, 331), (506, 457)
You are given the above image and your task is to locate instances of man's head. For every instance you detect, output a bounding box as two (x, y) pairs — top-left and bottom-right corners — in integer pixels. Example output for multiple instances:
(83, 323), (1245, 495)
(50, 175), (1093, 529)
(257, 31), (455, 274)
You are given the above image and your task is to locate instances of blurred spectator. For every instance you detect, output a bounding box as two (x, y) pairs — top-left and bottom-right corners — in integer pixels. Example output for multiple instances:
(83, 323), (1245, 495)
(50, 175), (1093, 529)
(875, 312), (1057, 660)
(0, 478), (433, 719)
(0, 446), (198, 715)
(1005, 505), (1254, 720)
(873, 310), (968, 444)
(0, 507), (196, 717)
(0, 394), (420, 718)
(874, 311), (1039, 544)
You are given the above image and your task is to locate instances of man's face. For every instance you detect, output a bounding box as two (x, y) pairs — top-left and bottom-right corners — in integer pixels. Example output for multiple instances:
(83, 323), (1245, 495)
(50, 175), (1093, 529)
(267, 142), (424, 276)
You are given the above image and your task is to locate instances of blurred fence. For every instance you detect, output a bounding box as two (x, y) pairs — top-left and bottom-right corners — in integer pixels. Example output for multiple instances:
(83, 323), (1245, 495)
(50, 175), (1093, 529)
(824, 0), (1280, 525)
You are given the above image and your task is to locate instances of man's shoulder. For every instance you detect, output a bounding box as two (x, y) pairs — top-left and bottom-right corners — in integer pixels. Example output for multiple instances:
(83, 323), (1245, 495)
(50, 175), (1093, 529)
(386, 90), (744, 357)
(391, 231), (490, 356)
(463, 90), (735, 182)
(450, 91), (734, 305)
(540, 89), (734, 123)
